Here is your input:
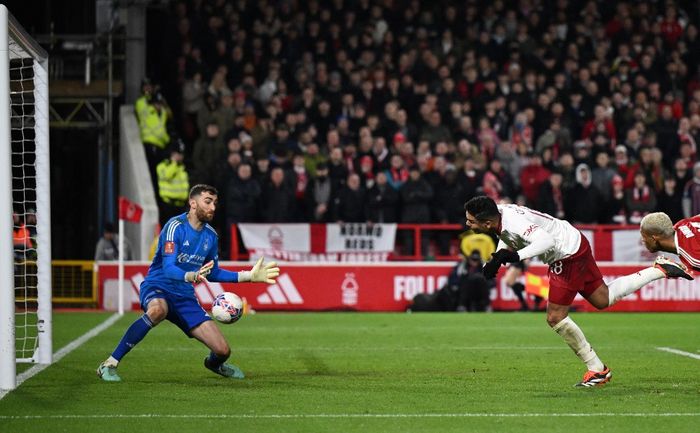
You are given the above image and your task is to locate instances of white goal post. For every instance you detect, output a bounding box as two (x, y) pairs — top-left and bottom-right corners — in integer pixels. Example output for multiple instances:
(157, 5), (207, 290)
(0, 4), (51, 391)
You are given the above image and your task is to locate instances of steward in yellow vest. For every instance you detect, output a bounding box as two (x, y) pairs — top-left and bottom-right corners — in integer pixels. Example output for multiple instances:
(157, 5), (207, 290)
(157, 141), (189, 225)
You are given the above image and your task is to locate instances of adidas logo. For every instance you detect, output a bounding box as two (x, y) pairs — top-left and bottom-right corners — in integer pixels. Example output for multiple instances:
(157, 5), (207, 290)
(183, 240), (190, 246)
(257, 274), (304, 305)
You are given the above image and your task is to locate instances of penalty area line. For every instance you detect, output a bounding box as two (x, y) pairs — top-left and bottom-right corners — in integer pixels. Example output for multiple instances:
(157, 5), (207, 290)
(0, 313), (122, 400)
(656, 347), (700, 361)
(2, 413), (700, 420)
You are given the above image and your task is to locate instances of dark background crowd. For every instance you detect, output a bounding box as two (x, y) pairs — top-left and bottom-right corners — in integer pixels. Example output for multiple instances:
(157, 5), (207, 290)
(141, 0), (700, 257)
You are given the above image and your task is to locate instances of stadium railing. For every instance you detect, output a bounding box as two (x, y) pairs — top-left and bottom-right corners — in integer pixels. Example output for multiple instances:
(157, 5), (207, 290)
(228, 223), (641, 262)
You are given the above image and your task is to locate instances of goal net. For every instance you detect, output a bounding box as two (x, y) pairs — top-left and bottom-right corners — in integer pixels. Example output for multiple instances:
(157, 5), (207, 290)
(0, 4), (51, 391)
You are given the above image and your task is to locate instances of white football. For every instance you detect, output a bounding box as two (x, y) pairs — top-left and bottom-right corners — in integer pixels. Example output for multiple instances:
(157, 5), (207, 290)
(211, 292), (244, 324)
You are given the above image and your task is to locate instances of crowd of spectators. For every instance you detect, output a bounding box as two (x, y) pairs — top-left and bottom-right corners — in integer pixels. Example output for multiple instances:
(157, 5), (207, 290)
(144, 0), (700, 256)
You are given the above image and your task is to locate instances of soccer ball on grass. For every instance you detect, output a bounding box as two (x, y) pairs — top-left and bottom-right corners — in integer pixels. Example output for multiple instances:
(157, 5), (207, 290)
(211, 292), (244, 324)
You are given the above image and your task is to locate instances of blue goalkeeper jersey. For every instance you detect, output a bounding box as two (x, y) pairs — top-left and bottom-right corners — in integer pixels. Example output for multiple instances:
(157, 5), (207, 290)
(141, 213), (239, 297)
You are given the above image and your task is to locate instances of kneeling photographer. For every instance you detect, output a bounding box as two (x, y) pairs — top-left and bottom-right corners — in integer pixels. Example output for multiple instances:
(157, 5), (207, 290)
(410, 250), (491, 312)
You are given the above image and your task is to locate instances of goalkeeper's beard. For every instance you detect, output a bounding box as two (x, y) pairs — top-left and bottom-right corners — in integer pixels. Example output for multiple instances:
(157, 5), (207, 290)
(195, 206), (214, 223)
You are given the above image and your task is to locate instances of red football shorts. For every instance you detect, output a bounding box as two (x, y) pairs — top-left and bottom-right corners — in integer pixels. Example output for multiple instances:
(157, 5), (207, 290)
(547, 234), (604, 306)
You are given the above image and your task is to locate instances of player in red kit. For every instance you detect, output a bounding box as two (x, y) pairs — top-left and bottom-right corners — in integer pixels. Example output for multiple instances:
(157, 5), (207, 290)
(640, 212), (700, 272)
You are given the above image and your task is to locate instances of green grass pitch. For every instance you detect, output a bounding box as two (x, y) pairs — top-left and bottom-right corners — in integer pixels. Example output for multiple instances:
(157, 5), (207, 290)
(1, 311), (699, 432)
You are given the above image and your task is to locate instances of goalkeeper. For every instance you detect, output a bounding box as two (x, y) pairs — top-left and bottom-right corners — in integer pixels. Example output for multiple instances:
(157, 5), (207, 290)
(97, 184), (279, 382)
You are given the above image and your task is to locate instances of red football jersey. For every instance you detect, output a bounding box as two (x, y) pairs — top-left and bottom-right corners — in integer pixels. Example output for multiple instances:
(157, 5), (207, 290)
(673, 215), (700, 271)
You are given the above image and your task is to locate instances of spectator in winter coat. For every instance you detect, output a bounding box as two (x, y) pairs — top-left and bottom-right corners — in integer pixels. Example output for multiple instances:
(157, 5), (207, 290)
(519, 152), (551, 207)
(625, 171), (657, 224)
(305, 163), (333, 222)
(682, 162), (700, 218)
(537, 171), (566, 219)
(366, 171), (399, 223)
(261, 167), (295, 222)
(400, 166), (434, 257)
(225, 163), (261, 224)
(333, 173), (366, 222)
(433, 167), (467, 255)
(565, 164), (603, 224)
(656, 177), (684, 223)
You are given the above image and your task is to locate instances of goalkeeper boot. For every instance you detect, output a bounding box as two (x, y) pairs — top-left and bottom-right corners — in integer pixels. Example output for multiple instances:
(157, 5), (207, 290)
(204, 357), (245, 379)
(653, 257), (692, 280)
(96, 362), (121, 382)
(574, 365), (611, 388)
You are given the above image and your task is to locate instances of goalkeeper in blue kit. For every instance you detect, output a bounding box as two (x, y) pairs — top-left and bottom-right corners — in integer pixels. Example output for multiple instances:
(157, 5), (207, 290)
(97, 184), (279, 382)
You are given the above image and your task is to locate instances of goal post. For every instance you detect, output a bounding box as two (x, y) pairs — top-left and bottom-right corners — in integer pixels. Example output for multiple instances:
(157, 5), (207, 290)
(0, 4), (51, 391)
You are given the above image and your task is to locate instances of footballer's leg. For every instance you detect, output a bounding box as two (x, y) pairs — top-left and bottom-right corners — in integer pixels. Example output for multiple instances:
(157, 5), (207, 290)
(594, 258), (691, 308)
(97, 297), (167, 382)
(548, 302), (610, 387)
(191, 321), (245, 379)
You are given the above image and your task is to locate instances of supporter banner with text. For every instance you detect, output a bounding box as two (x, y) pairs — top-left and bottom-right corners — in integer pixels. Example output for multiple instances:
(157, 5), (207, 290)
(238, 223), (396, 262)
(97, 262), (700, 312)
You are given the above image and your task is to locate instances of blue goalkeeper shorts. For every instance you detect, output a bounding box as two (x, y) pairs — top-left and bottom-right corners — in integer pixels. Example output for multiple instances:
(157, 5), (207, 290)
(139, 284), (211, 337)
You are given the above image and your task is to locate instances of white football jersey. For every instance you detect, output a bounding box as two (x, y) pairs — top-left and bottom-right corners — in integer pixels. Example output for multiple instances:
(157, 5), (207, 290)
(496, 204), (581, 264)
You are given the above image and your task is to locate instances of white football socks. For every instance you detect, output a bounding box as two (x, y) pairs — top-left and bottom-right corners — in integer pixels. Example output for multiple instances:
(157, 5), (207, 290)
(552, 316), (605, 372)
(607, 267), (664, 306)
(104, 356), (119, 367)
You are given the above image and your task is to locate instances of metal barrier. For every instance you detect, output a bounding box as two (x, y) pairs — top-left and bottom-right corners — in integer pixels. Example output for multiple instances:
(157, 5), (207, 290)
(51, 260), (96, 304)
(227, 223), (643, 262)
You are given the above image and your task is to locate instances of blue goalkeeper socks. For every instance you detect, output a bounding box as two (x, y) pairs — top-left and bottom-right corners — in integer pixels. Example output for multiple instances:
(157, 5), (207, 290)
(111, 314), (154, 361)
(205, 351), (229, 370)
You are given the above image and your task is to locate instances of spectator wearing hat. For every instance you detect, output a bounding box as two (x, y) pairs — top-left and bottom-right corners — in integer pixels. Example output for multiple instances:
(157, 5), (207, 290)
(566, 163), (603, 224)
(156, 140), (189, 226)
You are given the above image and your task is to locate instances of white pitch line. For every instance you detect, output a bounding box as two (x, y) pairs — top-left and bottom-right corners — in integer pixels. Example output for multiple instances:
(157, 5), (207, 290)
(0, 313), (122, 400)
(1, 413), (700, 420)
(656, 347), (700, 361)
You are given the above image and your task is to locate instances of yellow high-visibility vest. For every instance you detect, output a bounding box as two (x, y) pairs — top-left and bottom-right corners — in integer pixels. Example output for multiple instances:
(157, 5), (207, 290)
(139, 104), (170, 149)
(157, 160), (189, 205)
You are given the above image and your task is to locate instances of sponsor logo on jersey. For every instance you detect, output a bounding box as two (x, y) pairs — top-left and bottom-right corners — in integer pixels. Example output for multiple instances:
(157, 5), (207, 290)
(183, 240), (190, 246)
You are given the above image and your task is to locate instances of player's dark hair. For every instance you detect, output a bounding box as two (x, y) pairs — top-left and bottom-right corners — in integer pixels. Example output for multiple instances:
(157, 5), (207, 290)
(189, 184), (218, 198)
(465, 196), (499, 220)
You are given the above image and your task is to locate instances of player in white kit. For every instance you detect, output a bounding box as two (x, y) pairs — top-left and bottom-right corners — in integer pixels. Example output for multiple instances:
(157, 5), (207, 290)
(465, 196), (691, 387)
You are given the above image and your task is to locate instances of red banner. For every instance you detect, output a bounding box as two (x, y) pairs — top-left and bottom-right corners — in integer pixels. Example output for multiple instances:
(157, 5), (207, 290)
(118, 196), (143, 223)
(96, 263), (700, 312)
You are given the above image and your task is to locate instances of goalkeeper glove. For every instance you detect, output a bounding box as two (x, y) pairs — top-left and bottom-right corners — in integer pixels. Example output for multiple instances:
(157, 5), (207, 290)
(185, 260), (214, 283)
(238, 257), (280, 284)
